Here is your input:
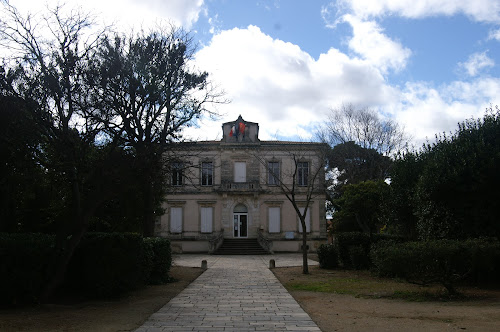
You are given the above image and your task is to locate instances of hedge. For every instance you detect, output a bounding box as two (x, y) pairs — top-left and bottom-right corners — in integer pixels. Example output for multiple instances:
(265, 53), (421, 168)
(142, 237), (172, 284)
(317, 243), (339, 269)
(370, 238), (500, 294)
(65, 232), (145, 298)
(335, 232), (403, 269)
(1, 232), (174, 305)
(0, 233), (55, 306)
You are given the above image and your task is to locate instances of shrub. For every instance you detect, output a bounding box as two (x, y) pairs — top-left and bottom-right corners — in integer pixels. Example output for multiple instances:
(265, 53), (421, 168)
(349, 245), (370, 270)
(371, 238), (500, 294)
(143, 237), (172, 284)
(0, 233), (55, 305)
(317, 243), (339, 269)
(336, 232), (405, 268)
(66, 232), (143, 298)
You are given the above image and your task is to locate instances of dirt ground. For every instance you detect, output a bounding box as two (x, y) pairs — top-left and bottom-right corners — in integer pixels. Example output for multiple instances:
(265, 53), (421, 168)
(273, 265), (500, 332)
(2, 264), (499, 332)
(0, 266), (203, 332)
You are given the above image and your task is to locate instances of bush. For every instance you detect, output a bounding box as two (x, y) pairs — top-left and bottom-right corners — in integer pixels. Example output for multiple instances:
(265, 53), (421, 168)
(349, 245), (370, 270)
(143, 237), (172, 284)
(66, 232), (144, 298)
(317, 243), (339, 269)
(0, 233), (55, 305)
(371, 238), (500, 294)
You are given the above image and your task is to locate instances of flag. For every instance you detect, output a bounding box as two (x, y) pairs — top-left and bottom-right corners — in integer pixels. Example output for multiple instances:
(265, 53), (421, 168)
(229, 125), (235, 137)
(239, 122), (246, 136)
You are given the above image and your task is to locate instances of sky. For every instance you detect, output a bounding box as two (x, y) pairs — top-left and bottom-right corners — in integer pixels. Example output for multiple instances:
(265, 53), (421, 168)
(8, 0), (500, 146)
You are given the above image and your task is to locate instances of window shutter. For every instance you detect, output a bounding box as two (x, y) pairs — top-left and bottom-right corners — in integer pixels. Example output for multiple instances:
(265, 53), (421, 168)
(200, 207), (213, 233)
(170, 207), (182, 233)
(268, 207), (280, 233)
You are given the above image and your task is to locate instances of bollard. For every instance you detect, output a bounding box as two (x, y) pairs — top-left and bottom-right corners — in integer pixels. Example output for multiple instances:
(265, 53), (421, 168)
(201, 259), (207, 270)
(269, 259), (275, 269)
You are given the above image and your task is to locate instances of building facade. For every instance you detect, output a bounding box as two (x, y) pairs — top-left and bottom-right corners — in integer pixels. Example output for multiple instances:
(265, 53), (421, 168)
(156, 116), (328, 253)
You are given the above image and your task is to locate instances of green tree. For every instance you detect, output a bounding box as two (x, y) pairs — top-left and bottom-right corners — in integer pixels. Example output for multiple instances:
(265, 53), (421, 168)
(333, 180), (389, 235)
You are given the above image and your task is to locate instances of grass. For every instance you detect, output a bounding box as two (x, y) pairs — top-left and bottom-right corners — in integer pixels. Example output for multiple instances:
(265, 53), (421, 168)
(277, 267), (487, 302)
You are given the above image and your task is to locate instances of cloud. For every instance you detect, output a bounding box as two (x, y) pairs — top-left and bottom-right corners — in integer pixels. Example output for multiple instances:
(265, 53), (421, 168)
(488, 28), (500, 40)
(191, 25), (398, 141)
(458, 52), (495, 77)
(342, 14), (411, 73)
(393, 78), (500, 145)
(335, 0), (500, 23)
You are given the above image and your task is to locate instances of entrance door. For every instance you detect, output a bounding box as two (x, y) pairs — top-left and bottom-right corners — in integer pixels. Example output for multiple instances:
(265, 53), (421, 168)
(233, 213), (248, 237)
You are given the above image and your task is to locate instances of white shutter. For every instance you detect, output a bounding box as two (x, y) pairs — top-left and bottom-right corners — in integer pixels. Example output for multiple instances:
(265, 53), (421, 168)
(234, 162), (246, 182)
(298, 207), (311, 233)
(200, 207), (213, 233)
(268, 207), (280, 233)
(170, 207), (182, 233)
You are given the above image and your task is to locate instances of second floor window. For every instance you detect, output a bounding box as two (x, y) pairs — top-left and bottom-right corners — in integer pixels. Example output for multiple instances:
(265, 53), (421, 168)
(297, 162), (308, 186)
(268, 161), (280, 185)
(172, 162), (183, 186)
(201, 162), (213, 186)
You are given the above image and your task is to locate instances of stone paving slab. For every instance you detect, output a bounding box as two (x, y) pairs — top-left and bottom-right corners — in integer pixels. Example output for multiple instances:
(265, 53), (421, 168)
(136, 255), (320, 332)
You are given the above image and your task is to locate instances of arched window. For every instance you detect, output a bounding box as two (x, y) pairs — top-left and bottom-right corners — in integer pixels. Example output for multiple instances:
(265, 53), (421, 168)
(233, 204), (248, 213)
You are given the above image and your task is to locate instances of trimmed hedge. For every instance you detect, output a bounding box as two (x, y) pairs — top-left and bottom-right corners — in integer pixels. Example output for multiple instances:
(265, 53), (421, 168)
(1, 232), (174, 305)
(0, 233), (55, 306)
(371, 238), (500, 294)
(335, 232), (403, 268)
(317, 244), (339, 269)
(66, 232), (144, 298)
(142, 237), (172, 284)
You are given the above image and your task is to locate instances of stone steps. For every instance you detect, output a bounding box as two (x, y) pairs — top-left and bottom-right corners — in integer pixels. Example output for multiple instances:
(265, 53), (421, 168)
(213, 238), (269, 255)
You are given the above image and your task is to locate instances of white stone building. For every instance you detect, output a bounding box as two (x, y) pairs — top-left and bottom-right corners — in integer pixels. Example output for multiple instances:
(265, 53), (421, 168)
(157, 116), (327, 253)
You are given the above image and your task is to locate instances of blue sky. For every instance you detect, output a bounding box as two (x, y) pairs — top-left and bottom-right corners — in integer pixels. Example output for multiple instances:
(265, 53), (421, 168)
(9, 0), (500, 146)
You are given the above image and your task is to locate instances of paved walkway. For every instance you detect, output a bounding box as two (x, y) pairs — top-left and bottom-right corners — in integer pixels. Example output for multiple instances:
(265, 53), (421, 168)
(135, 254), (321, 332)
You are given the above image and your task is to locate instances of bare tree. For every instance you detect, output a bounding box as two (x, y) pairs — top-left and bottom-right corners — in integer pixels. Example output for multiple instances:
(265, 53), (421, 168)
(318, 103), (409, 156)
(255, 144), (328, 274)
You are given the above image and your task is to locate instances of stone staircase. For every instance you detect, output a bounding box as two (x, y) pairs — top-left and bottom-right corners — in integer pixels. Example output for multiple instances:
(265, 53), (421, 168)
(213, 238), (269, 255)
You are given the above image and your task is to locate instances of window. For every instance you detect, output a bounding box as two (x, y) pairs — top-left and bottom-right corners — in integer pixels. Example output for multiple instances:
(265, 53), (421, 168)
(170, 207), (182, 233)
(268, 161), (280, 185)
(297, 162), (309, 186)
(201, 162), (213, 186)
(172, 162), (183, 186)
(268, 207), (280, 233)
(200, 207), (213, 233)
(298, 207), (311, 233)
(234, 162), (246, 182)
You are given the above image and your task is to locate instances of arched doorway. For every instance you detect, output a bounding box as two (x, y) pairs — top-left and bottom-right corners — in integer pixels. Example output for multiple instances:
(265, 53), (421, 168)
(233, 204), (248, 238)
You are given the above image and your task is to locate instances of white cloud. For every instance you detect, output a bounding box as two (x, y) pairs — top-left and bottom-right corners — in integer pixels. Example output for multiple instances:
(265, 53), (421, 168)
(393, 78), (500, 145)
(8, 0), (205, 30)
(488, 28), (500, 40)
(191, 25), (399, 141)
(342, 14), (411, 73)
(458, 52), (495, 77)
(336, 0), (500, 23)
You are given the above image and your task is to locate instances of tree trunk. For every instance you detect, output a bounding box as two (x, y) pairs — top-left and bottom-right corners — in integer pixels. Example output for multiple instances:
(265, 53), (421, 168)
(301, 218), (309, 274)
(142, 180), (155, 237)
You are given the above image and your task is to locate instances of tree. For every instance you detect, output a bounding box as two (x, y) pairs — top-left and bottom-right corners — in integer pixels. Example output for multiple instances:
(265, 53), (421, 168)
(255, 144), (328, 274)
(385, 105), (500, 240)
(91, 28), (225, 236)
(0, 2), (113, 301)
(318, 103), (409, 156)
(333, 180), (389, 235)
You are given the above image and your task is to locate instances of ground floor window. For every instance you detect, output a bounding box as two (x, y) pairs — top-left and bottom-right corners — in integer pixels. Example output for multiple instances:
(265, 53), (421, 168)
(170, 207), (182, 233)
(268, 207), (280, 233)
(200, 207), (213, 233)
